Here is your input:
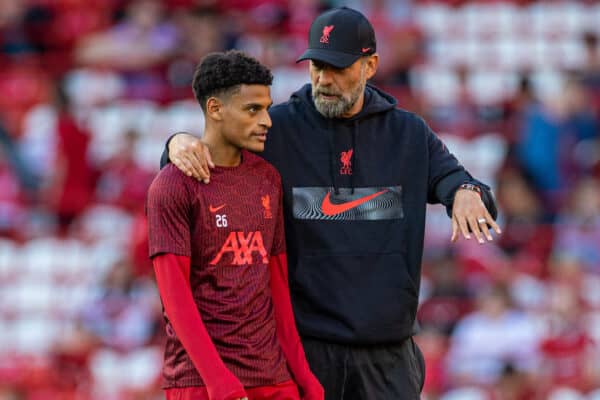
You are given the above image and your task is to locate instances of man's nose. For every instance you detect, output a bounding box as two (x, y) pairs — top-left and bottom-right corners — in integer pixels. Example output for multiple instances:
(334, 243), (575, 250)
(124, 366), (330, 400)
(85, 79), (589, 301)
(260, 110), (272, 128)
(317, 69), (333, 85)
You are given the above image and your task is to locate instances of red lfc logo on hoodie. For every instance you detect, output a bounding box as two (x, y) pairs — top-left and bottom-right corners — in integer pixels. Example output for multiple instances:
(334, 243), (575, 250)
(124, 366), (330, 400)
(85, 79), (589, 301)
(320, 25), (334, 44)
(340, 149), (353, 175)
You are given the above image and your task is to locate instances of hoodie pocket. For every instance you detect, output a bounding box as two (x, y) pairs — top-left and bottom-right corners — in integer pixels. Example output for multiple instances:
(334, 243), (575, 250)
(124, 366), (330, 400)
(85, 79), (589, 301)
(291, 252), (419, 343)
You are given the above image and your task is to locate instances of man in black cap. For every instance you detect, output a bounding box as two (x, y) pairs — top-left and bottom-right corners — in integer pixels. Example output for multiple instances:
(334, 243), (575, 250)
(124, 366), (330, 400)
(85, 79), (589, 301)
(159, 7), (501, 399)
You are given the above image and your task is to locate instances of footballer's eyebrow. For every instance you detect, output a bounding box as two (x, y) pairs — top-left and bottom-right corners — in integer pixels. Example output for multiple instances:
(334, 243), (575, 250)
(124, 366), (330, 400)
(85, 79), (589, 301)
(244, 101), (273, 109)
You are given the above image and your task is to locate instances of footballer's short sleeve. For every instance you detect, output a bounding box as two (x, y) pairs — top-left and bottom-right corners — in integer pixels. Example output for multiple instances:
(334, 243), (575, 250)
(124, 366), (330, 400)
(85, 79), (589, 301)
(147, 164), (196, 258)
(271, 173), (286, 256)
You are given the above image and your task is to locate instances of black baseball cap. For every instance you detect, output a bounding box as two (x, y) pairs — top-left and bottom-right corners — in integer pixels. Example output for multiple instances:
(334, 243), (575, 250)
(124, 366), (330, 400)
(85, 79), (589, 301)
(296, 7), (376, 69)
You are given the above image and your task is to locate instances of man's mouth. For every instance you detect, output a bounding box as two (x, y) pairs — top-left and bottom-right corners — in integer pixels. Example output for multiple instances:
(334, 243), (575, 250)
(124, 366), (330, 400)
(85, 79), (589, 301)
(317, 92), (340, 101)
(252, 132), (267, 142)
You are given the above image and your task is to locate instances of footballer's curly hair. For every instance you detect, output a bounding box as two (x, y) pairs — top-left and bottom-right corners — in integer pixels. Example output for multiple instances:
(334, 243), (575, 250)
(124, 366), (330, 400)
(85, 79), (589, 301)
(192, 50), (273, 111)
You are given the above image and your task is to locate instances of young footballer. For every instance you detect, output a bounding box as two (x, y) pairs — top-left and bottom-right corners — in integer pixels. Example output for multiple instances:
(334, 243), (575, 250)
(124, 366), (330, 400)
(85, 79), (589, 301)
(146, 51), (323, 400)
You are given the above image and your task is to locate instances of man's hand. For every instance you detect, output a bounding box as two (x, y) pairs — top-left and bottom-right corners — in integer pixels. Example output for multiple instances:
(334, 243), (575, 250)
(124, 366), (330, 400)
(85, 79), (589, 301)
(451, 189), (501, 243)
(168, 132), (214, 183)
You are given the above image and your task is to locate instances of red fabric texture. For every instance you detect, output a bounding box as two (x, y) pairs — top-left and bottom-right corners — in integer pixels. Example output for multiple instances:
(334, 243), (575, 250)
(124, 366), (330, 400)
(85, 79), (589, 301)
(153, 253), (247, 400)
(269, 253), (324, 400)
(165, 380), (300, 400)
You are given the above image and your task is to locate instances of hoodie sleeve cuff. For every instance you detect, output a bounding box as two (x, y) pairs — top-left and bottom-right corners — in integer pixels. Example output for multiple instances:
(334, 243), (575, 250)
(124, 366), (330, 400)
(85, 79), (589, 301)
(434, 170), (470, 207)
(160, 133), (179, 169)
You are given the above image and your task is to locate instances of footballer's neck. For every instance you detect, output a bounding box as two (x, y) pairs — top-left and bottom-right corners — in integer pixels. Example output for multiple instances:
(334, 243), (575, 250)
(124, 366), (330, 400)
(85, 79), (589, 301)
(202, 129), (242, 167)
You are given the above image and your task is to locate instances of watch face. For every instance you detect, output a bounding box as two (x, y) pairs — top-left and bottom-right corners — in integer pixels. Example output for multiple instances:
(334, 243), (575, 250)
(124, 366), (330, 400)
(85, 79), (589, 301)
(460, 183), (481, 194)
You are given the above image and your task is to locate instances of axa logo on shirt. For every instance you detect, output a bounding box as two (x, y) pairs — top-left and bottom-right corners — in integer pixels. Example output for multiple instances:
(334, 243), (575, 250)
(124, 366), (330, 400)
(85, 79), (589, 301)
(210, 231), (268, 265)
(320, 25), (334, 44)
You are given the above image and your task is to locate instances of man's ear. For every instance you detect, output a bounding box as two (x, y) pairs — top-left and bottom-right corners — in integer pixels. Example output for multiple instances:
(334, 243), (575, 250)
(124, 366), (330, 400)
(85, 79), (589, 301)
(206, 97), (224, 121)
(365, 54), (379, 80)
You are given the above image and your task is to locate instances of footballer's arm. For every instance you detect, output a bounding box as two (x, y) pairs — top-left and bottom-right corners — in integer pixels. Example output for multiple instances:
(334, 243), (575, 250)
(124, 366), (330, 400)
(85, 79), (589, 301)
(153, 253), (247, 400)
(269, 252), (324, 400)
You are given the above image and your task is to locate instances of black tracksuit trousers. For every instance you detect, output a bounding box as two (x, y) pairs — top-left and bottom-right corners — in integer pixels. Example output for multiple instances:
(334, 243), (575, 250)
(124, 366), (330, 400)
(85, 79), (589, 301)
(301, 336), (426, 400)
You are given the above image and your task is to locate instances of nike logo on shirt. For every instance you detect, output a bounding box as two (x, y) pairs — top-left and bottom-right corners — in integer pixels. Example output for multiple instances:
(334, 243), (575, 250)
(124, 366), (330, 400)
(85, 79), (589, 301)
(321, 189), (389, 216)
(209, 204), (226, 213)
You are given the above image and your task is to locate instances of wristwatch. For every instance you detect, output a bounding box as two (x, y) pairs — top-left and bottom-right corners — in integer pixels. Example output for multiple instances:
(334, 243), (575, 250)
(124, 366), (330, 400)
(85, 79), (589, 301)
(458, 183), (482, 197)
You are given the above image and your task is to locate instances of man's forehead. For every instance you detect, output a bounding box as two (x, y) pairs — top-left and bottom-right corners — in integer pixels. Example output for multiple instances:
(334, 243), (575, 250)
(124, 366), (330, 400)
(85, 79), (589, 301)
(310, 58), (363, 71)
(238, 83), (271, 92)
(232, 84), (272, 103)
(310, 59), (342, 68)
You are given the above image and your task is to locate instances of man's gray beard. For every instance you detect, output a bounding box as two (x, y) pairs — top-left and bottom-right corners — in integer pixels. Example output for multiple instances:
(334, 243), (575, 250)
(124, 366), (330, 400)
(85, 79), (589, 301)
(312, 77), (365, 119)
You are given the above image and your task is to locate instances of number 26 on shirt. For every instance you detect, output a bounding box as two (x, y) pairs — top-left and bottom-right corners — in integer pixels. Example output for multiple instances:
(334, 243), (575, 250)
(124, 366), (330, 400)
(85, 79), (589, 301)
(216, 215), (228, 228)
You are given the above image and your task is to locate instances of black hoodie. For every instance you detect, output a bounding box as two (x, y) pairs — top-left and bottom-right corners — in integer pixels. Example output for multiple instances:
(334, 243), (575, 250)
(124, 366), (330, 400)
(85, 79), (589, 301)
(161, 83), (497, 345)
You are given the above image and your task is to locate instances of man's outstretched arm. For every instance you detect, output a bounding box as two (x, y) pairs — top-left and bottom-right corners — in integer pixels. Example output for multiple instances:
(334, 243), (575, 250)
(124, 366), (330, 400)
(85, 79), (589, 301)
(424, 122), (501, 243)
(161, 132), (214, 183)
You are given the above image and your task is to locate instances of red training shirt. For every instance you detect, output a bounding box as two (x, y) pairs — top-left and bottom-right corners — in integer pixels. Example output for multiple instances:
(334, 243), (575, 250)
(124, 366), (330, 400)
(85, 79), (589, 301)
(147, 150), (291, 388)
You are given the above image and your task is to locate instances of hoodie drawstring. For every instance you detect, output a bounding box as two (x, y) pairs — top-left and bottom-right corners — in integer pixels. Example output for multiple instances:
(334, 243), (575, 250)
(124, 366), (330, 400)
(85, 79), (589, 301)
(327, 119), (340, 195)
(350, 121), (358, 195)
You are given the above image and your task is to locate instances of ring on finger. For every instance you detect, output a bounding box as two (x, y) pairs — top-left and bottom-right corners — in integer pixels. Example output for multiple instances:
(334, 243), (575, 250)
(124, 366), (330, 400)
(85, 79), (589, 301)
(477, 218), (487, 224)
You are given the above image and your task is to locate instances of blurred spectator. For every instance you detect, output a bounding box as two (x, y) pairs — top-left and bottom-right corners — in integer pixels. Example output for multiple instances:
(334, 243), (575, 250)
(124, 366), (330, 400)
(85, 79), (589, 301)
(502, 74), (538, 143)
(517, 77), (599, 215)
(0, 64), (52, 137)
(516, 98), (565, 211)
(286, 0), (325, 40)
(81, 258), (160, 351)
(547, 253), (585, 289)
(562, 78), (600, 177)
(495, 167), (553, 277)
(582, 32), (600, 91)
(538, 284), (598, 393)
(353, 0), (422, 87)
(95, 129), (154, 213)
(47, 322), (98, 398)
(0, 120), (39, 195)
(429, 65), (480, 138)
(45, 81), (96, 232)
(416, 327), (450, 398)
(489, 364), (535, 400)
(419, 253), (472, 335)
(75, 0), (179, 101)
(232, 1), (291, 68)
(0, 155), (26, 238)
(0, 0), (41, 58)
(129, 211), (152, 277)
(552, 177), (600, 273)
(446, 283), (543, 385)
(166, 7), (225, 99)
(75, 0), (178, 71)
(582, 31), (600, 119)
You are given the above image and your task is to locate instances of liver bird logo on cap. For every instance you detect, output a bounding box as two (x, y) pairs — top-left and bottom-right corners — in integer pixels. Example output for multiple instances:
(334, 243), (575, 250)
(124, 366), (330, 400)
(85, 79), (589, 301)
(320, 25), (334, 44)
